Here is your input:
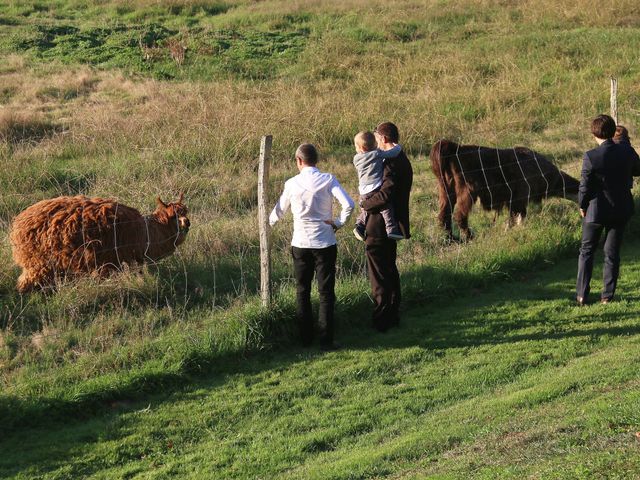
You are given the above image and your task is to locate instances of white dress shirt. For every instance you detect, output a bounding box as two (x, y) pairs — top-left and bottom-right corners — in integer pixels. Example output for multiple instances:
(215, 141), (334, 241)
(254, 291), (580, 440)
(269, 166), (355, 248)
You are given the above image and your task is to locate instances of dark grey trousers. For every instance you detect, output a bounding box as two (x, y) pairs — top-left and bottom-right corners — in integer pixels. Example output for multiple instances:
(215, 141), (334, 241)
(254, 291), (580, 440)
(356, 189), (398, 235)
(576, 221), (626, 301)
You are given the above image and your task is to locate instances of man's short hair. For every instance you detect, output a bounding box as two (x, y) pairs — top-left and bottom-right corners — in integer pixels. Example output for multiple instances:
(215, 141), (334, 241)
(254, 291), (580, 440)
(614, 125), (630, 143)
(355, 131), (377, 152)
(374, 122), (399, 143)
(295, 143), (318, 165)
(591, 114), (616, 140)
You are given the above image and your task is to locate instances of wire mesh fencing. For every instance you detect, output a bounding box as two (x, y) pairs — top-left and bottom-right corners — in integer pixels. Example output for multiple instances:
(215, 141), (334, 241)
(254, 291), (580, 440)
(0, 127), (592, 340)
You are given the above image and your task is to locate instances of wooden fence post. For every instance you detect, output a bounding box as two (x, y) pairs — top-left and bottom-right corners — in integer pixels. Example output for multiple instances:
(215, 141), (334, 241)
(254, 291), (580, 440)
(611, 77), (618, 125)
(258, 135), (273, 307)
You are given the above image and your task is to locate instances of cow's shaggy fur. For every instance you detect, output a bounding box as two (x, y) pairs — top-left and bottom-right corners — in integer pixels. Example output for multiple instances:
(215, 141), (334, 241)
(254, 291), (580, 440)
(431, 139), (579, 241)
(10, 194), (190, 292)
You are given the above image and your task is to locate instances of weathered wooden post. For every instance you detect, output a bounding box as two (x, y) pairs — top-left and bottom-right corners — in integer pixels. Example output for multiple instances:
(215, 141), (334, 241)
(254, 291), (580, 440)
(611, 77), (618, 124)
(258, 135), (273, 307)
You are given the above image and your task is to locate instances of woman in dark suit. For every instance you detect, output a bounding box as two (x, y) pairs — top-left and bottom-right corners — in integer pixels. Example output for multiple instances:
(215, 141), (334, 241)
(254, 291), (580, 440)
(576, 114), (636, 305)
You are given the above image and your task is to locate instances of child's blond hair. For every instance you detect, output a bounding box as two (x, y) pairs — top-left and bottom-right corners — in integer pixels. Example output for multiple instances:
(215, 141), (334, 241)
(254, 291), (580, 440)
(354, 131), (377, 152)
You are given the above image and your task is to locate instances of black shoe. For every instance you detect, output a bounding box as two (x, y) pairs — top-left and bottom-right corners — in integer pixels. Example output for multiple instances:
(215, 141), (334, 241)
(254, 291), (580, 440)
(600, 297), (611, 304)
(353, 224), (366, 241)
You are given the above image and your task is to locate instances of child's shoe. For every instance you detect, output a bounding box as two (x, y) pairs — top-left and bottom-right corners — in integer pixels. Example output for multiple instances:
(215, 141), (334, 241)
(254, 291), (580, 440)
(353, 224), (366, 241)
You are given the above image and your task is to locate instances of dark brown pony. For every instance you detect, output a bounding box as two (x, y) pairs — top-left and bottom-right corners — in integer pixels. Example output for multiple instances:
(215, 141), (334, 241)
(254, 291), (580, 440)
(430, 139), (579, 241)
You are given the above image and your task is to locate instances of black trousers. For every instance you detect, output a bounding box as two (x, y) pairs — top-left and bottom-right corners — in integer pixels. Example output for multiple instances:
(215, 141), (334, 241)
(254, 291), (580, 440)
(291, 245), (337, 346)
(576, 221), (626, 301)
(365, 238), (400, 332)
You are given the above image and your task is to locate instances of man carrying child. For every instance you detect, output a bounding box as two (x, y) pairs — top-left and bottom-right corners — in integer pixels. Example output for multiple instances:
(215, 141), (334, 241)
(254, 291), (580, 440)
(359, 122), (413, 332)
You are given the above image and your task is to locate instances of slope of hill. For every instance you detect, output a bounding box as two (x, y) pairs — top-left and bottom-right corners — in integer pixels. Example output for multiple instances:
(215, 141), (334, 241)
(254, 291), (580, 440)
(1, 2), (640, 475)
(2, 242), (640, 479)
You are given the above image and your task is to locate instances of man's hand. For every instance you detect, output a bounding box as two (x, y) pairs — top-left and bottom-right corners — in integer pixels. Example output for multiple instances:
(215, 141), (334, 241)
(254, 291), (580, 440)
(324, 220), (338, 232)
(580, 209), (586, 218)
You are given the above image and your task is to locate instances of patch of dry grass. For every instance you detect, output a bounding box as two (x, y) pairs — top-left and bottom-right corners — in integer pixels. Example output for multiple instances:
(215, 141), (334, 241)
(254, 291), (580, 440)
(0, 109), (60, 145)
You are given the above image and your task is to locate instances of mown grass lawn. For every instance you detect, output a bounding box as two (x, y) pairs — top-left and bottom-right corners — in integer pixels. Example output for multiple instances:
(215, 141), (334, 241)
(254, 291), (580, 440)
(3, 242), (640, 479)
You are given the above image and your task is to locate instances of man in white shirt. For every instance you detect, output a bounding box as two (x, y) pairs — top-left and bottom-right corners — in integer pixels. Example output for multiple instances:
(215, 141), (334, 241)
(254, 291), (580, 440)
(270, 143), (355, 350)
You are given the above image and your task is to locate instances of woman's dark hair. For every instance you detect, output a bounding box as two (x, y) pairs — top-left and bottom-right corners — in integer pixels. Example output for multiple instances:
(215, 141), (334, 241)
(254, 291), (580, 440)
(591, 114), (616, 139)
(614, 125), (630, 143)
(374, 122), (399, 143)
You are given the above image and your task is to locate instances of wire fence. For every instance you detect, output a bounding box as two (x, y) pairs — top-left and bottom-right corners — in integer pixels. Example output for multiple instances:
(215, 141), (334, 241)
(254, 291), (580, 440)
(0, 180), (373, 339)
(3, 81), (636, 337)
(0, 143), (583, 270)
(0, 144), (580, 338)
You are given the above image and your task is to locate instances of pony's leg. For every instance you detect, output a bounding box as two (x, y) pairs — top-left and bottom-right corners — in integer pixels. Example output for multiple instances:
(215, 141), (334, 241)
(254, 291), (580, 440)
(16, 270), (36, 293)
(438, 186), (457, 242)
(17, 268), (53, 293)
(454, 191), (474, 241)
(507, 203), (527, 229)
(93, 263), (119, 280)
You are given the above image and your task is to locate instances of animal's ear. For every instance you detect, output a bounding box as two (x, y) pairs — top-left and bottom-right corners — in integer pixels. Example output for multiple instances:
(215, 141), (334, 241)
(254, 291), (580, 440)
(156, 196), (168, 209)
(177, 192), (184, 204)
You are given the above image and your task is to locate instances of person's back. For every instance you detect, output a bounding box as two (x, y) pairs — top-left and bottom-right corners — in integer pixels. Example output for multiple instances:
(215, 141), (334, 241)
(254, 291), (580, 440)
(581, 140), (634, 224)
(364, 149), (413, 240)
(390, 150), (413, 237)
(284, 168), (342, 248)
(353, 139), (402, 195)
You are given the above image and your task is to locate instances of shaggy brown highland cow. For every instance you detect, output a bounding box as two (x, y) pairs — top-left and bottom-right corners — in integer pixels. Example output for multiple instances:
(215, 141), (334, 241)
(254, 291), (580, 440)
(431, 139), (579, 241)
(10, 194), (190, 292)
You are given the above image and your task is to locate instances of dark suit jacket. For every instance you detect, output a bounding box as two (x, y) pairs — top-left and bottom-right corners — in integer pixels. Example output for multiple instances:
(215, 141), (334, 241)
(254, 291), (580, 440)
(361, 150), (413, 239)
(616, 139), (640, 187)
(579, 139), (635, 225)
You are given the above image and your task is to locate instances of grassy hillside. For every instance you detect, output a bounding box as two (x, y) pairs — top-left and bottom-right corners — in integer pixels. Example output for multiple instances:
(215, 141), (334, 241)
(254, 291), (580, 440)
(3, 242), (640, 479)
(1, 0), (640, 448)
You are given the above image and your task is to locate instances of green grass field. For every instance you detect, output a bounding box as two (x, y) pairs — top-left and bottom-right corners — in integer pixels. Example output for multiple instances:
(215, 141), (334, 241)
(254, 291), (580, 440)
(3, 242), (640, 479)
(2, 0), (640, 477)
